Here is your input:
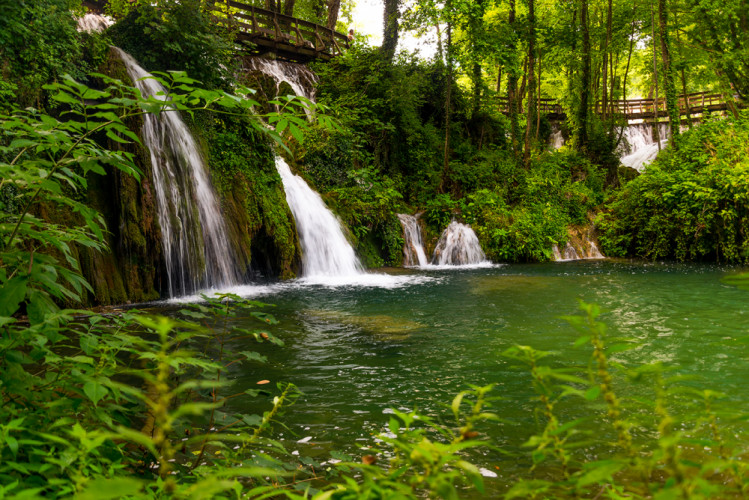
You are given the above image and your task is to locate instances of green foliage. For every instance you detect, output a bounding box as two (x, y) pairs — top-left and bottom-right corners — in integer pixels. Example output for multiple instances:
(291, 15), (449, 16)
(460, 150), (605, 262)
(195, 110), (301, 278)
(325, 167), (406, 267)
(599, 111), (749, 262)
(326, 385), (498, 499)
(0, 0), (107, 109)
(108, 0), (235, 89)
(503, 301), (749, 499)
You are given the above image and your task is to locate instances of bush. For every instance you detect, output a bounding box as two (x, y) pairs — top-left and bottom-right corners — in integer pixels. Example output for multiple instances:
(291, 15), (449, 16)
(599, 111), (749, 262)
(459, 150), (605, 262)
(0, 0), (106, 109)
(108, 0), (234, 89)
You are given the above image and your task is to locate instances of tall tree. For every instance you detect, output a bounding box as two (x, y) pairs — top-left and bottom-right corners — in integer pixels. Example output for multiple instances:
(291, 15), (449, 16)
(283, 0), (295, 17)
(523, 0), (537, 166)
(658, 0), (680, 145)
(440, 0), (453, 192)
(382, 0), (401, 61)
(576, 0), (591, 151)
(507, 0), (522, 159)
(602, 0), (613, 121)
(326, 0), (340, 30)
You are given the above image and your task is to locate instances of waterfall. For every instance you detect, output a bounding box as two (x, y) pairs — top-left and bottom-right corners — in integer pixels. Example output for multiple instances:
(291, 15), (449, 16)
(550, 125), (565, 149)
(77, 13), (113, 33)
(275, 157), (363, 278)
(620, 122), (670, 171)
(397, 214), (429, 267)
(115, 48), (241, 296)
(551, 227), (605, 262)
(244, 58), (317, 119)
(247, 58), (366, 279)
(432, 221), (488, 266)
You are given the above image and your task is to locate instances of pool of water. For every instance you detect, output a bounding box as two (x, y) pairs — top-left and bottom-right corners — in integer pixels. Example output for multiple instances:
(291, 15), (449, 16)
(177, 260), (749, 491)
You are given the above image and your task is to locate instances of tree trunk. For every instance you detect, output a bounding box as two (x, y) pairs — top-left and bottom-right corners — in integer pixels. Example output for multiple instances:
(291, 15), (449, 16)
(381, 0), (400, 61)
(435, 20), (444, 61)
(519, 56), (528, 108)
(440, 8), (453, 193)
(326, 0), (340, 31)
(577, 0), (591, 150)
(674, 9), (692, 128)
(472, 63), (482, 116)
(523, 0), (536, 167)
(536, 50), (542, 140)
(284, 0), (295, 17)
(658, 0), (680, 146)
(507, 0), (521, 159)
(651, 6), (661, 152)
(602, 0), (612, 121)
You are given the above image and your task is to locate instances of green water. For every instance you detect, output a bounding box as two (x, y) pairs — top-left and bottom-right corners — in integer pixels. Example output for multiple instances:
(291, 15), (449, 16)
(214, 260), (749, 489)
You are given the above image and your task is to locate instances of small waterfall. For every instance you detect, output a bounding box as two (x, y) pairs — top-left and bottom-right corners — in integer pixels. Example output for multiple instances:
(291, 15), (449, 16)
(620, 122), (670, 171)
(115, 48), (241, 296)
(397, 214), (429, 267)
(244, 58), (318, 101)
(551, 244), (563, 261)
(275, 157), (363, 277)
(550, 125), (565, 149)
(432, 221), (487, 266)
(552, 226), (605, 262)
(77, 13), (113, 33)
(244, 58), (317, 119)
(561, 243), (580, 260)
(248, 58), (365, 279)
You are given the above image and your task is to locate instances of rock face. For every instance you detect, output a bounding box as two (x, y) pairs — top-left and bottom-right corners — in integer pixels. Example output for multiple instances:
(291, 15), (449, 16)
(75, 49), (164, 305)
(551, 223), (605, 261)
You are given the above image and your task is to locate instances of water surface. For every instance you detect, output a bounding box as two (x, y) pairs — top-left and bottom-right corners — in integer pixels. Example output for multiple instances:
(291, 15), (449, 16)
(196, 260), (749, 490)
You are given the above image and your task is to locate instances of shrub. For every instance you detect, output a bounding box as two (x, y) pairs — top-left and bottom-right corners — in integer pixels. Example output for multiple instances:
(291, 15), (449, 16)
(599, 111), (749, 262)
(108, 0), (234, 89)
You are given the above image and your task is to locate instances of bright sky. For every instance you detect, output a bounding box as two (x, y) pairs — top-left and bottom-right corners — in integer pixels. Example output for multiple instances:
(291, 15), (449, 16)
(350, 0), (439, 58)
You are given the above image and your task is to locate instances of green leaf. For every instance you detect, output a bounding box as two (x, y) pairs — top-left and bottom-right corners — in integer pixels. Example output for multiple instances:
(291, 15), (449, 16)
(0, 277), (27, 316)
(5, 436), (19, 456)
(84, 379), (108, 406)
(238, 351), (267, 363)
(584, 386), (601, 401)
(75, 477), (143, 500)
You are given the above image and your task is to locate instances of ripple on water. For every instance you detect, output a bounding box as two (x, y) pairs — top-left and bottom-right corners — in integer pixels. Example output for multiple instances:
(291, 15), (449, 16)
(160, 261), (749, 494)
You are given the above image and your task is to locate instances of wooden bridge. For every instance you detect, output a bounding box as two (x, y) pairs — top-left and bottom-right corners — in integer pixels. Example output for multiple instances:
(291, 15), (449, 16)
(208, 0), (350, 62)
(498, 92), (740, 121)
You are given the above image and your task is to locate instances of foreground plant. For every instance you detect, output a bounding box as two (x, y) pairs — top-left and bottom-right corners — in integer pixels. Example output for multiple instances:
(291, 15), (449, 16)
(504, 301), (749, 499)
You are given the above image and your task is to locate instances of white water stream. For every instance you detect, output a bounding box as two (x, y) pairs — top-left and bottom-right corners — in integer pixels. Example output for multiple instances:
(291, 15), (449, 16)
(397, 214), (429, 267)
(275, 157), (364, 279)
(432, 221), (489, 266)
(77, 13), (113, 33)
(620, 123), (670, 172)
(116, 48), (241, 296)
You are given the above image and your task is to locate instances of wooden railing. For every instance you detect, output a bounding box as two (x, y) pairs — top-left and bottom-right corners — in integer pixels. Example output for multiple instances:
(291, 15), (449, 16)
(497, 91), (737, 120)
(208, 0), (350, 61)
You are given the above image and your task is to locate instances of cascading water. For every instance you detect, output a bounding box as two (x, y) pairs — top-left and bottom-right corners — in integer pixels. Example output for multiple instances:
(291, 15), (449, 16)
(619, 122), (670, 171)
(550, 125), (565, 149)
(247, 58), (366, 279)
(115, 48), (241, 296)
(244, 58), (318, 101)
(245, 58), (317, 119)
(77, 13), (113, 33)
(275, 157), (363, 277)
(432, 221), (488, 266)
(397, 214), (429, 267)
(551, 226), (605, 262)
